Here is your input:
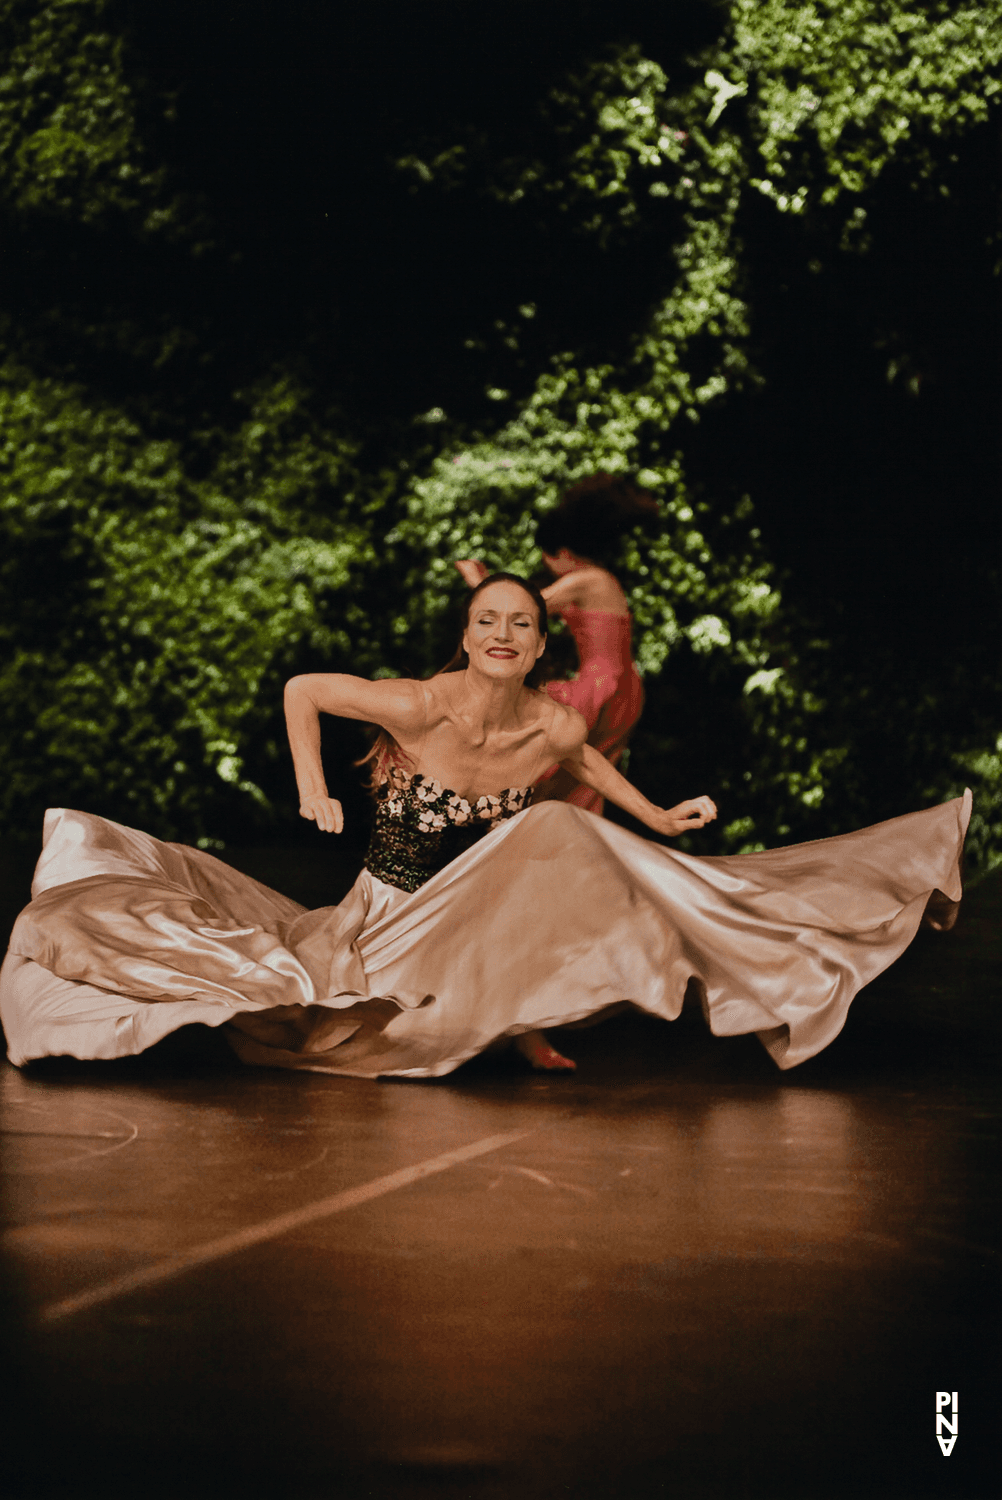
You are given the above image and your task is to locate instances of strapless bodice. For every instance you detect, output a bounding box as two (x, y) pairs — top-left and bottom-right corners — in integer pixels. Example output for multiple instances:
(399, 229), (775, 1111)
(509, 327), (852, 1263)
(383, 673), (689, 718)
(364, 764), (531, 893)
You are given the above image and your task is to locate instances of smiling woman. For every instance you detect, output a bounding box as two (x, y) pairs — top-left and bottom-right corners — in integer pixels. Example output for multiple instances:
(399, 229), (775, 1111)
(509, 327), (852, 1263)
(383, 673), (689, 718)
(455, 482), (652, 819)
(0, 572), (971, 1083)
(285, 574), (708, 838)
(282, 572), (716, 1068)
(443, 570), (551, 679)
(464, 578), (547, 678)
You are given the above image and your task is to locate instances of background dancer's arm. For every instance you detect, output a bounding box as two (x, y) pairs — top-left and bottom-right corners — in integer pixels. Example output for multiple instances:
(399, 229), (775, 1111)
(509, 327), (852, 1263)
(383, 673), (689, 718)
(284, 674), (423, 834)
(454, 559), (489, 588)
(559, 739), (717, 837)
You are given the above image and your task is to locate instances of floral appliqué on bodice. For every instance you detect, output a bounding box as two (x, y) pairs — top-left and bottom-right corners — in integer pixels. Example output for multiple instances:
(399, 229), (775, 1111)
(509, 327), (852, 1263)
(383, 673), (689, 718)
(364, 764), (531, 893)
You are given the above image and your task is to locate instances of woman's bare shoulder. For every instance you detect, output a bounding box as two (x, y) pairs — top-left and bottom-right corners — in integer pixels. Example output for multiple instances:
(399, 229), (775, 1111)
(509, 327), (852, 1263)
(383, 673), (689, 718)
(542, 567), (628, 614)
(534, 688), (587, 753)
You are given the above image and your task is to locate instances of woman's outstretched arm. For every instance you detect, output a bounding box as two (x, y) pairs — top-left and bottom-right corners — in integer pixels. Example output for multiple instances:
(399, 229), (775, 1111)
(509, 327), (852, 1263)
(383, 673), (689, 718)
(284, 674), (423, 834)
(558, 739), (717, 837)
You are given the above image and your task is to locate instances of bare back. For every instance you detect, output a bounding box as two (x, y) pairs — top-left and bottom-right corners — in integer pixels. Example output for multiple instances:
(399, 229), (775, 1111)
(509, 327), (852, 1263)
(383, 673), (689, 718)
(542, 565), (629, 616)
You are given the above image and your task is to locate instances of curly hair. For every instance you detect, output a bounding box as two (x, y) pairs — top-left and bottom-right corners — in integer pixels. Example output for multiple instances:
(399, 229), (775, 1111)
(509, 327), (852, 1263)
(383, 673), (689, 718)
(535, 473), (660, 563)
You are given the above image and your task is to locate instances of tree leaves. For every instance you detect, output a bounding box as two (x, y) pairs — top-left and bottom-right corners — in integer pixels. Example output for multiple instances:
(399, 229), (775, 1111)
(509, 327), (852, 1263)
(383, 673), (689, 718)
(0, 2), (998, 868)
(0, 360), (367, 840)
(0, 0), (170, 226)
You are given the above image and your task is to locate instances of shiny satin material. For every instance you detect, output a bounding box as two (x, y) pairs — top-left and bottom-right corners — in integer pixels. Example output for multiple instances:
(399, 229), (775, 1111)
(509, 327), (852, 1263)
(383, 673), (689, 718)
(536, 606), (644, 813)
(0, 793), (969, 1078)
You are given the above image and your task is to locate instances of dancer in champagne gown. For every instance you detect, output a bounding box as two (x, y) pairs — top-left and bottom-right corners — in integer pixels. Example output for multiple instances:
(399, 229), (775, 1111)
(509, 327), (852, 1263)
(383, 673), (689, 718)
(457, 474), (653, 814)
(0, 574), (970, 1080)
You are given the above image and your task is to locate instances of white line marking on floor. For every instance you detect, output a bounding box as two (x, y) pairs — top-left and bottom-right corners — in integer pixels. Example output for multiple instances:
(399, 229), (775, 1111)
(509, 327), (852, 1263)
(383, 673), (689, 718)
(504, 1164), (593, 1196)
(7, 1102), (140, 1172)
(39, 1128), (532, 1324)
(509, 1164), (556, 1188)
(262, 1145), (330, 1182)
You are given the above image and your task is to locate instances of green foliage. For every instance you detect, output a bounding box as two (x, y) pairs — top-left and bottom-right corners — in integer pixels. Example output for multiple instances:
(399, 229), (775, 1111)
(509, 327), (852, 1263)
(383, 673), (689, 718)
(953, 737), (1002, 878)
(0, 362), (368, 840)
(0, 2), (998, 869)
(726, 0), (1002, 204)
(396, 48), (676, 244)
(390, 428), (845, 849)
(382, 40), (836, 847)
(0, 0), (161, 224)
(383, 9), (1001, 860)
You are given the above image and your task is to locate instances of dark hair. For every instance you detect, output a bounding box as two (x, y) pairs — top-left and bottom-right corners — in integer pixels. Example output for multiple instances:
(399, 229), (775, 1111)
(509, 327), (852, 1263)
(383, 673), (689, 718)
(535, 473), (660, 563)
(359, 571), (549, 789)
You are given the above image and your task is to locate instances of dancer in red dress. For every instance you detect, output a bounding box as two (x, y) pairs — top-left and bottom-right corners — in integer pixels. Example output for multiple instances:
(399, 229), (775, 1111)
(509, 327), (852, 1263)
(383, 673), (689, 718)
(458, 474), (654, 814)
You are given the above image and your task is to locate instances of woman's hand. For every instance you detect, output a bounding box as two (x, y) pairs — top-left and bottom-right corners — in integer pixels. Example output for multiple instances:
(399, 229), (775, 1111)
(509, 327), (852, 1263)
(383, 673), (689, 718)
(556, 738), (719, 839)
(455, 559), (489, 588)
(299, 793), (344, 834)
(645, 796), (718, 837)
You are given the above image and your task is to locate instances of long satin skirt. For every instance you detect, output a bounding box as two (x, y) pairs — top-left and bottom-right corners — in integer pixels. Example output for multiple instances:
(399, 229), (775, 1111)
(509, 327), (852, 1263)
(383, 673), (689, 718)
(0, 794), (970, 1078)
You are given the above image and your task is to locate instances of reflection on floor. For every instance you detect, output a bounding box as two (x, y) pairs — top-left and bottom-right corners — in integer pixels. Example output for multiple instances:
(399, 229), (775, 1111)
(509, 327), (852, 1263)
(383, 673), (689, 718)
(1, 853), (999, 1500)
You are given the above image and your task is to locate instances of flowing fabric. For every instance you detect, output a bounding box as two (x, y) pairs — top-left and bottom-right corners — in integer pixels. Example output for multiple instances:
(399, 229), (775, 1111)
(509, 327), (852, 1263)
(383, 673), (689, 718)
(535, 605), (643, 813)
(0, 791), (970, 1078)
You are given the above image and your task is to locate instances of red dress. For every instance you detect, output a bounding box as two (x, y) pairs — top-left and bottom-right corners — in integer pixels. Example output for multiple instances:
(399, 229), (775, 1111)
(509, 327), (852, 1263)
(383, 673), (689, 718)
(534, 604), (644, 814)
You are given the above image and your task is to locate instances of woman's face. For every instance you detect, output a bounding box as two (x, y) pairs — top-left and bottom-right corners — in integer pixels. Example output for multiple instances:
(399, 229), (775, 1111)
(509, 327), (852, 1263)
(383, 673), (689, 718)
(462, 580), (546, 681)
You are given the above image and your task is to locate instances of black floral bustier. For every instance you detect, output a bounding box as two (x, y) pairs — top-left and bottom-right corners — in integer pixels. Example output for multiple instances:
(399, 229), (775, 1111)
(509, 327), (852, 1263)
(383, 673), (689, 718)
(364, 764), (531, 893)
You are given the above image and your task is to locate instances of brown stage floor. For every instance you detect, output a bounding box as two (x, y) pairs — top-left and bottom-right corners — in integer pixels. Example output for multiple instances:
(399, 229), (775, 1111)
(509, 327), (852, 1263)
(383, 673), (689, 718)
(1, 844), (999, 1500)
